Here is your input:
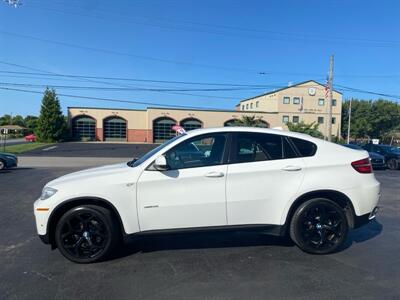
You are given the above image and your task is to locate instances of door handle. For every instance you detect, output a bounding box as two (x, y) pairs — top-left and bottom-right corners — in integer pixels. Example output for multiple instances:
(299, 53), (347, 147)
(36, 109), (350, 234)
(281, 165), (302, 171)
(205, 171), (225, 178)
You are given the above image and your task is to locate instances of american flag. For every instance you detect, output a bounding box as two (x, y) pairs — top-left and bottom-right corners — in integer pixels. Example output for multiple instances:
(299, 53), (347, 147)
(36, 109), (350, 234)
(325, 76), (330, 99)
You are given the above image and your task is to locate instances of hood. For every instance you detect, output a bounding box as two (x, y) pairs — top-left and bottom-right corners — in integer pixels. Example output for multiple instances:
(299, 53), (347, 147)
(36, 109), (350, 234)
(47, 162), (136, 188)
(0, 152), (17, 158)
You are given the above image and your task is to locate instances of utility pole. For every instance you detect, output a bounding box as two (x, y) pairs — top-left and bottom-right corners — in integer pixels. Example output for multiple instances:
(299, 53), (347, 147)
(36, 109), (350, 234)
(327, 55), (334, 142)
(347, 98), (352, 144)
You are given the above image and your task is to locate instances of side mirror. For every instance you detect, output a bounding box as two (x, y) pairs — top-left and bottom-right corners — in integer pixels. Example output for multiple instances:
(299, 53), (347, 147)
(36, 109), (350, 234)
(153, 155), (169, 171)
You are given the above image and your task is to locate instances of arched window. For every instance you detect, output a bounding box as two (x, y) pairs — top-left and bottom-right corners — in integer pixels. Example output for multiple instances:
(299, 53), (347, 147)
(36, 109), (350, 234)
(180, 118), (202, 132)
(72, 115), (96, 141)
(103, 116), (127, 141)
(257, 120), (270, 128)
(153, 117), (177, 143)
(224, 119), (237, 127)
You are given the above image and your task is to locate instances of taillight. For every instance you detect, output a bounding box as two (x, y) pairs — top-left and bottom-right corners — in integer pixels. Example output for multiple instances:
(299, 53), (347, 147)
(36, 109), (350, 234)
(351, 158), (372, 174)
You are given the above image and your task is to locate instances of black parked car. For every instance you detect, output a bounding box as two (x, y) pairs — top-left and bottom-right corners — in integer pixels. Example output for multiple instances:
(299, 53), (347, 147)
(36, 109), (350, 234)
(362, 144), (400, 170)
(343, 144), (386, 169)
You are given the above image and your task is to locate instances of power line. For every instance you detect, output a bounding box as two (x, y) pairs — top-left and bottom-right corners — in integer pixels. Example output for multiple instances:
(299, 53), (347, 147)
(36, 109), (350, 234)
(0, 61), (247, 100)
(25, 1), (400, 48)
(0, 81), (270, 92)
(0, 30), (263, 74)
(0, 86), (228, 110)
(335, 84), (400, 100)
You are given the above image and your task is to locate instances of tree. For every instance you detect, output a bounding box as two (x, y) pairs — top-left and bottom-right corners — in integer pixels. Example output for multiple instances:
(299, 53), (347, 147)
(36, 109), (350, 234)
(341, 98), (400, 141)
(287, 121), (324, 139)
(36, 88), (66, 142)
(11, 115), (25, 127)
(233, 115), (269, 127)
(0, 114), (12, 126)
(24, 115), (39, 133)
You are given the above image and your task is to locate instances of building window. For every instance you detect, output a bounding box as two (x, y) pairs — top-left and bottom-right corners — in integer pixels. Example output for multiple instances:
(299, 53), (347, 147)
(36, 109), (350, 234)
(153, 117), (176, 143)
(256, 101), (259, 108)
(224, 119), (237, 127)
(318, 99), (325, 106)
(332, 99), (337, 106)
(72, 116), (96, 141)
(246, 103), (249, 109)
(318, 117), (324, 124)
(250, 103), (253, 109)
(332, 117), (336, 124)
(103, 117), (127, 141)
(282, 115), (289, 123)
(292, 116), (299, 123)
(283, 97), (290, 104)
(180, 118), (202, 131)
(241, 105), (244, 110)
(293, 97), (300, 104)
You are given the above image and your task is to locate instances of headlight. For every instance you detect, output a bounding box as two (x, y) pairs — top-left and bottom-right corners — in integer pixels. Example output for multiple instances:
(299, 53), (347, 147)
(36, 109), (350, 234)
(40, 187), (58, 200)
(5, 155), (16, 160)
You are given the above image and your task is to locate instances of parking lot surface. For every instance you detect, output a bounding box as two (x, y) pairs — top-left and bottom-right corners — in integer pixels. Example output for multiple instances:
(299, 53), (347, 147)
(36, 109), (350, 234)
(20, 142), (157, 158)
(0, 167), (399, 300)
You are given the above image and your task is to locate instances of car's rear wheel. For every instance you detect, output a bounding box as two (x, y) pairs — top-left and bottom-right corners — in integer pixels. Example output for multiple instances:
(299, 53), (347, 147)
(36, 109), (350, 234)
(387, 158), (398, 170)
(55, 205), (119, 263)
(290, 198), (348, 254)
(0, 159), (6, 170)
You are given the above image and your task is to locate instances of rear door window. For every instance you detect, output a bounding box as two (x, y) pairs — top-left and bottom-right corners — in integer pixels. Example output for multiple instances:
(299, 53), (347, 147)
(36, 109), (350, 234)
(231, 132), (298, 164)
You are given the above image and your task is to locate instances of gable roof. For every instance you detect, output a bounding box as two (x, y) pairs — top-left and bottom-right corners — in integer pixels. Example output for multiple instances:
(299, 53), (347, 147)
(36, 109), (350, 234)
(239, 80), (342, 103)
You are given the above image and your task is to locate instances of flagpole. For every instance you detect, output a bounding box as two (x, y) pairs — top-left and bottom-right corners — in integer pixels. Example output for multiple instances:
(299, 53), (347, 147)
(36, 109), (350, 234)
(327, 55), (334, 142)
(347, 98), (352, 144)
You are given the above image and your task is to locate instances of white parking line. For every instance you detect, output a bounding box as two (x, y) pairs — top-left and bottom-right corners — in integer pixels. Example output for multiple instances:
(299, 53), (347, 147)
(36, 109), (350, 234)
(42, 146), (58, 151)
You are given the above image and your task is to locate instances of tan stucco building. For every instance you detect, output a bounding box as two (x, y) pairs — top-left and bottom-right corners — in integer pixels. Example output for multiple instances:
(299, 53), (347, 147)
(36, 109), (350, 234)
(238, 80), (342, 137)
(68, 80), (342, 143)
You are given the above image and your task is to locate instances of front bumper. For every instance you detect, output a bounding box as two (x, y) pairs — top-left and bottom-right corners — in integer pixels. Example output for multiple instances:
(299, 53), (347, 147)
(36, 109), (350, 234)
(33, 198), (50, 235)
(39, 234), (50, 244)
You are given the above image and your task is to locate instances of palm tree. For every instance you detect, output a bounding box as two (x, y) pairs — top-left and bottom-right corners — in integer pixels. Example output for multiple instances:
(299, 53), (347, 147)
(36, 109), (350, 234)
(233, 115), (269, 128)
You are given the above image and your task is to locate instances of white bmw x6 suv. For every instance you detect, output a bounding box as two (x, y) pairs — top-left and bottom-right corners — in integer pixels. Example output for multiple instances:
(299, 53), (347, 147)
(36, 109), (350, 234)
(34, 127), (380, 263)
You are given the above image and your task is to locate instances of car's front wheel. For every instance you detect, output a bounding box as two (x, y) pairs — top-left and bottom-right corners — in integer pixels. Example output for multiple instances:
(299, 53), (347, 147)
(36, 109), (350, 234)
(55, 205), (119, 263)
(290, 198), (348, 254)
(0, 159), (6, 170)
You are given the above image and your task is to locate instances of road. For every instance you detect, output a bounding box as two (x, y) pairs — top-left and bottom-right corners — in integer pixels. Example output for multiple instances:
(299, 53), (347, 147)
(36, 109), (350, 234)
(19, 142), (158, 158)
(0, 167), (399, 299)
(0, 138), (28, 147)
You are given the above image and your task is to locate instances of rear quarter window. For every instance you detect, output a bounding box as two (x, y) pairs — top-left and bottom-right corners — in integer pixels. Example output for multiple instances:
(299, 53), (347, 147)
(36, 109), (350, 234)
(289, 137), (317, 157)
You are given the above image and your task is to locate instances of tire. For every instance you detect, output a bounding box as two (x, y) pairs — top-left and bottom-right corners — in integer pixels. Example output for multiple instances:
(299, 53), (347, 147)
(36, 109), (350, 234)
(0, 159), (6, 170)
(55, 205), (119, 263)
(289, 198), (348, 254)
(387, 158), (399, 170)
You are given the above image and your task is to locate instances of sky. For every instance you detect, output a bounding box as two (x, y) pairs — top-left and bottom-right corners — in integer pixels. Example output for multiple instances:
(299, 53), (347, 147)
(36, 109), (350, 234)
(0, 0), (399, 117)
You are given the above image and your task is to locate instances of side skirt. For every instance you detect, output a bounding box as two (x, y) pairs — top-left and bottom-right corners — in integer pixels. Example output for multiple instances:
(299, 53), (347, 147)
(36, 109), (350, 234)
(123, 224), (286, 241)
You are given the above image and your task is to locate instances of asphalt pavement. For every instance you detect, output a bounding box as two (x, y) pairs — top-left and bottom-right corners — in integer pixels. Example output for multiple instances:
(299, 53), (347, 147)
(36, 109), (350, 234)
(1, 138), (28, 147)
(19, 142), (158, 158)
(0, 167), (399, 299)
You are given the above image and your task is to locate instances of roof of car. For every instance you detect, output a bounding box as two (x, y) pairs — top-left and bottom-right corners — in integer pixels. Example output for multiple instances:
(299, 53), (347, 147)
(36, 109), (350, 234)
(184, 126), (315, 141)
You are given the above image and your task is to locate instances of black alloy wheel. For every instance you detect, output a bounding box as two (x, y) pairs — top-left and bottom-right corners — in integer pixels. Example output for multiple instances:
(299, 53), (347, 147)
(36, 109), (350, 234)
(387, 158), (399, 170)
(290, 199), (348, 254)
(55, 205), (119, 263)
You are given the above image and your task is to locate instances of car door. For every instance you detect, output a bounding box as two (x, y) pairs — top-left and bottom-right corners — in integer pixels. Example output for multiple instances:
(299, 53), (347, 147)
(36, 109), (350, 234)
(226, 132), (305, 226)
(136, 133), (229, 231)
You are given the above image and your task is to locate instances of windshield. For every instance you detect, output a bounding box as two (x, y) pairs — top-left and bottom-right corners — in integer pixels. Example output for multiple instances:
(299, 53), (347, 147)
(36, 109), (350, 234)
(380, 145), (400, 154)
(128, 134), (186, 167)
